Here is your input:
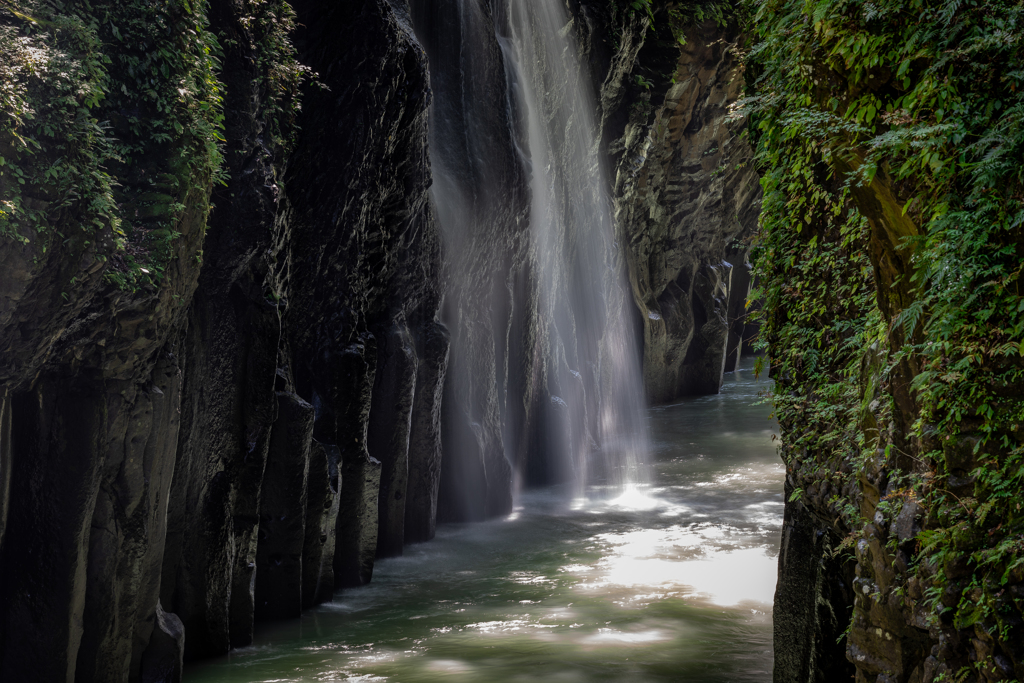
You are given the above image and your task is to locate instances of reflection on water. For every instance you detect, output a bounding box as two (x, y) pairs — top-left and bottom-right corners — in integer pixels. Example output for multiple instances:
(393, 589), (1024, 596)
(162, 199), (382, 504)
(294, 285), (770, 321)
(186, 358), (780, 682)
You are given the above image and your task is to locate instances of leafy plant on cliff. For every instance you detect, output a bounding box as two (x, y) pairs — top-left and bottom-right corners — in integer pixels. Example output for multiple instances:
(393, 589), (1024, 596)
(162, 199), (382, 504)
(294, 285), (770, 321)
(2, 0), (305, 292)
(0, 0), (226, 290)
(218, 0), (309, 152)
(0, 3), (120, 249)
(746, 0), (1024, 675)
(89, 0), (227, 289)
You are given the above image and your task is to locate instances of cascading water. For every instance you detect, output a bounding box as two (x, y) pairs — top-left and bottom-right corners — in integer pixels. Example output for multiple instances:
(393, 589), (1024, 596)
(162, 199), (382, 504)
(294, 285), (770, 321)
(500, 0), (649, 497)
(409, 0), (649, 514)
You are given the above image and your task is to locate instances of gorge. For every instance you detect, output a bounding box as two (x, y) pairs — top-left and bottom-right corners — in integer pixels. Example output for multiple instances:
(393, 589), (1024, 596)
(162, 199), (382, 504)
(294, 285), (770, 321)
(2, 0), (1024, 682)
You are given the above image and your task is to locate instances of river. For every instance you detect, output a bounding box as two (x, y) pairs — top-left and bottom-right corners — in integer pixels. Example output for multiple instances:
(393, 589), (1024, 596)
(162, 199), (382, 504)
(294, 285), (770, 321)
(186, 358), (781, 682)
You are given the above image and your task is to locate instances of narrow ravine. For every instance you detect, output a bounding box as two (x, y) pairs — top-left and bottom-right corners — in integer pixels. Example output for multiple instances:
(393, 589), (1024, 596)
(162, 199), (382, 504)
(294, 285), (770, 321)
(185, 358), (780, 683)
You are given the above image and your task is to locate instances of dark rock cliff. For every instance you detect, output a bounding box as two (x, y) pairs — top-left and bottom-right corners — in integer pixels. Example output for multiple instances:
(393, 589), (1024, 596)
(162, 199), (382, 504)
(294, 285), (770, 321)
(576, 3), (762, 404)
(612, 20), (761, 402)
(750, 0), (1024, 680)
(0, 0), (442, 678)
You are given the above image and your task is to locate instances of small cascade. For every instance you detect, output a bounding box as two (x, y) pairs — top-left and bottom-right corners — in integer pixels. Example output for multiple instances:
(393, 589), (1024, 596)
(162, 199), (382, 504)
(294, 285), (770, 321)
(410, 0), (649, 515)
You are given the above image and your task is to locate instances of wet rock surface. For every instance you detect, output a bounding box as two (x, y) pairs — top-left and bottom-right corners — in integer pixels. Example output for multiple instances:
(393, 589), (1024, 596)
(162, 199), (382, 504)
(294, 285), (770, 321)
(409, 0), (527, 521)
(618, 23), (761, 402)
(774, 485), (857, 683)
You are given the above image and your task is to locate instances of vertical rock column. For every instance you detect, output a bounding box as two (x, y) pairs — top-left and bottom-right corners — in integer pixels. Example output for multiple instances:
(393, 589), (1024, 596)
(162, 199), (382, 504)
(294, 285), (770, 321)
(283, 0), (443, 579)
(404, 320), (450, 544)
(157, 0), (287, 649)
(773, 488), (857, 683)
(369, 322), (418, 558)
(0, 385), (107, 682)
(301, 441), (341, 608)
(724, 253), (753, 373)
(682, 262), (733, 394)
(138, 603), (185, 683)
(163, 283), (282, 658)
(0, 390), (9, 556)
(336, 455), (382, 587)
(254, 392), (314, 620)
(319, 339), (382, 588)
(76, 353), (186, 683)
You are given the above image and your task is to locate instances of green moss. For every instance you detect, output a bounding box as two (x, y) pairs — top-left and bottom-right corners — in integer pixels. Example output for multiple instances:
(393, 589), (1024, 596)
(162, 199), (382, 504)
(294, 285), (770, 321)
(746, 0), (1024, 672)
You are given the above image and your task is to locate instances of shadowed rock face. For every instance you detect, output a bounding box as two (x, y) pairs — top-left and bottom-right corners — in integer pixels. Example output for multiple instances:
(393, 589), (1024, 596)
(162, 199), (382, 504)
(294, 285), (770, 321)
(0, 0), (443, 678)
(255, 392), (314, 621)
(159, 0), (443, 660)
(773, 483), (857, 683)
(408, 0), (527, 522)
(576, 9), (763, 402)
(612, 21), (762, 402)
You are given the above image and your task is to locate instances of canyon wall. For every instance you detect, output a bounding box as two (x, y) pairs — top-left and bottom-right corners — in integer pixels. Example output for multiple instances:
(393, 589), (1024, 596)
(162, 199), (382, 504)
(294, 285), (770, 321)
(750, 0), (1024, 681)
(576, 3), (762, 404)
(0, 0), (442, 678)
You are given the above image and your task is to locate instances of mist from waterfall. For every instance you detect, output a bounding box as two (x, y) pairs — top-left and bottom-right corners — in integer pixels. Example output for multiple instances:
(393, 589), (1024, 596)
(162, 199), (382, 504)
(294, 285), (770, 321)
(409, 0), (649, 515)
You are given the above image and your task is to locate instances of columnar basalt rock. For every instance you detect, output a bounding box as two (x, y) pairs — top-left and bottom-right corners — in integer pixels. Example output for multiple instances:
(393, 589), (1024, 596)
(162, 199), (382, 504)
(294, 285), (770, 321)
(301, 441), (341, 608)
(254, 391), (314, 620)
(157, 0), (289, 654)
(724, 250), (754, 373)
(0, 137), (209, 682)
(0, 0), (442, 678)
(369, 322), (419, 558)
(404, 320), (450, 544)
(774, 486), (857, 683)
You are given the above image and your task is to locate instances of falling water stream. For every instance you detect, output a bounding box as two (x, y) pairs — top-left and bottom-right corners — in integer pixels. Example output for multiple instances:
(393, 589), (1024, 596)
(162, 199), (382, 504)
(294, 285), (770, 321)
(501, 0), (650, 492)
(186, 359), (781, 682)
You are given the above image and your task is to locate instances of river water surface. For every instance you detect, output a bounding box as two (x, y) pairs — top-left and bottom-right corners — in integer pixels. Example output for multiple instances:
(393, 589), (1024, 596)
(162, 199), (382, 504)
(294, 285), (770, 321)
(187, 359), (781, 683)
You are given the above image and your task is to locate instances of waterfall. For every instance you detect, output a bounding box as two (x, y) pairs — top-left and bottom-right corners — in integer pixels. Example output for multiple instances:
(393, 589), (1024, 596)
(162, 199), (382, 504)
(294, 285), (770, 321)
(500, 0), (649, 496)
(409, 0), (649, 516)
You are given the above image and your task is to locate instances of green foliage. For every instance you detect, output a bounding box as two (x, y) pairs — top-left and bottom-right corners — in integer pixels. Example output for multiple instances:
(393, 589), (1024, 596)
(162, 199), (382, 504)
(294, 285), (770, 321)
(218, 0), (309, 151)
(666, 0), (732, 43)
(630, 0), (657, 22)
(0, 3), (120, 248)
(748, 131), (882, 525)
(1, 0), (304, 293)
(746, 0), (1024, 658)
(607, 0), (741, 101)
(91, 0), (227, 289)
(607, 1), (736, 46)
(0, 0), (225, 290)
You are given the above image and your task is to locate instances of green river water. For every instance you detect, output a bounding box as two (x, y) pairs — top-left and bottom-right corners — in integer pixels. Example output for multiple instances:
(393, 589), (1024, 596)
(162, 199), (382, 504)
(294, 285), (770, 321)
(186, 359), (781, 683)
